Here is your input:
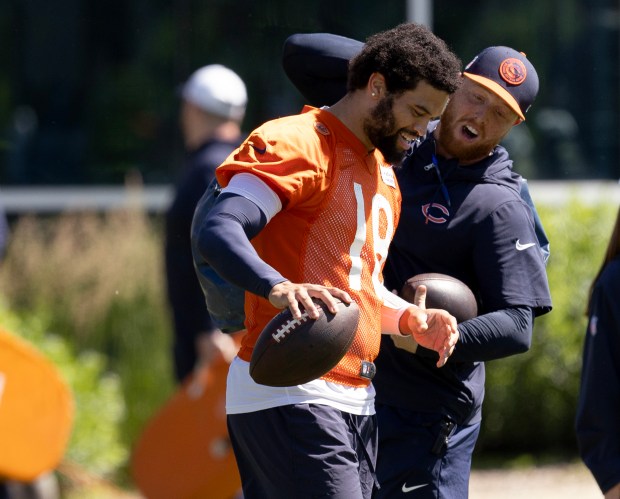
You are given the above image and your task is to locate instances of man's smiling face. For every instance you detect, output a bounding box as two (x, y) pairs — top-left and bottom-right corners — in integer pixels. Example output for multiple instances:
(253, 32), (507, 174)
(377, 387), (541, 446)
(364, 79), (449, 165)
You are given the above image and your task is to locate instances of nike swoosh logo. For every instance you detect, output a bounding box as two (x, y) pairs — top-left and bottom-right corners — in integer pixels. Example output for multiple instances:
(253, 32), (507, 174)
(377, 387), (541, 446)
(250, 143), (267, 154)
(515, 239), (536, 251)
(402, 483), (428, 493)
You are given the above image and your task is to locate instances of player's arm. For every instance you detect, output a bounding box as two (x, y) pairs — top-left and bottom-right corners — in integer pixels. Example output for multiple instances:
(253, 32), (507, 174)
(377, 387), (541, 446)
(445, 306), (533, 362)
(282, 33), (362, 106)
(196, 192), (284, 299)
(380, 285), (459, 367)
(195, 173), (349, 320)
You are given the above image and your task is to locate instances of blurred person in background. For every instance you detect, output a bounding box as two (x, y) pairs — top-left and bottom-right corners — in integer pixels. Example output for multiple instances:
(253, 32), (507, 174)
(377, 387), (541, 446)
(576, 205), (620, 499)
(164, 64), (247, 382)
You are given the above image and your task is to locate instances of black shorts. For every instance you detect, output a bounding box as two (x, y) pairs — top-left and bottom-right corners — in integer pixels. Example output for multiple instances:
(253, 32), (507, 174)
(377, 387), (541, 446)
(227, 404), (378, 499)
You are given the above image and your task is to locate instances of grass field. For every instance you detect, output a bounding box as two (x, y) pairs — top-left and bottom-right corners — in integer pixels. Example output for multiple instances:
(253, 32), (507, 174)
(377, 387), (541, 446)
(470, 461), (600, 498)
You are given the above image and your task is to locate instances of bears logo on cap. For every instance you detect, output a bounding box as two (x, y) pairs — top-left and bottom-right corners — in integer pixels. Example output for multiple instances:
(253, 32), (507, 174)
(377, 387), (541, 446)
(499, 58), (527, 86)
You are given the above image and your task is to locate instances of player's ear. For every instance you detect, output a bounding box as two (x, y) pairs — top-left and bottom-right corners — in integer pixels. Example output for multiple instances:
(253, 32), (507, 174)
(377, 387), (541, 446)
(368, 72), (385, 99)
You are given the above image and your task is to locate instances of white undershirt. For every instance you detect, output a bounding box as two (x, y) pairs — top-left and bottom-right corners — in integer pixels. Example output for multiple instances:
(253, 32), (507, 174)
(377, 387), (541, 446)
(222, 172), (282, 222)
(226, 357), (376, 415)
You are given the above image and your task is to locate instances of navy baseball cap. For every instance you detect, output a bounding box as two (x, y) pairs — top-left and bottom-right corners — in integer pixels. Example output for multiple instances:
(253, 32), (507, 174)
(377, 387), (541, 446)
(463, 46), (539, 121)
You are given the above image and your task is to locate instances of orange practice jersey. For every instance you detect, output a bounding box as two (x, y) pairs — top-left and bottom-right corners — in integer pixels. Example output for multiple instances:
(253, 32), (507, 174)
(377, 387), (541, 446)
(216, 106), (401, 387)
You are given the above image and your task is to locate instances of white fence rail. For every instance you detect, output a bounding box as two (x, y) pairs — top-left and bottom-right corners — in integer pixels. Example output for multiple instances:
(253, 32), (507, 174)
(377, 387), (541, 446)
(1, 185), (173, 214)
(1, 181), (619, 215)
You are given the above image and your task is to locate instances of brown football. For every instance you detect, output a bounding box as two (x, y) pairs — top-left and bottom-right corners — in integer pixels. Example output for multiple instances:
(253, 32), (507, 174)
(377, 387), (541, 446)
(401, 273), (478, 323)
(250, 299), (359, 387)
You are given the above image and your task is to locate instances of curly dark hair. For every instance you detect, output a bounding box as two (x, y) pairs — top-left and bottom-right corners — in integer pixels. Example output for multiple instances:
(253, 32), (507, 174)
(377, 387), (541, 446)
(347, 23), (461, 95)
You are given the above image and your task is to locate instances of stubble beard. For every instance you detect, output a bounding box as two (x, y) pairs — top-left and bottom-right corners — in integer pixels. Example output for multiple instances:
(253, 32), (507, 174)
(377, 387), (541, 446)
(437, 106), (498, 164)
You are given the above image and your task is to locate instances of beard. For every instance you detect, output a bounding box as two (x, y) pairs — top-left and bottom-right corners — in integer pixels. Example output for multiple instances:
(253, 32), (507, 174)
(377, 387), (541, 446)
(437, 105), (498, 163)
(363, 97), (408, 165)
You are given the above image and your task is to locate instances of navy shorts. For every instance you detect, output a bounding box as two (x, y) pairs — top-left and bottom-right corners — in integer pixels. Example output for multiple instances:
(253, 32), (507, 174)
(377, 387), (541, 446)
(227, 404), (378, 499)
(374, 404), (481, 498)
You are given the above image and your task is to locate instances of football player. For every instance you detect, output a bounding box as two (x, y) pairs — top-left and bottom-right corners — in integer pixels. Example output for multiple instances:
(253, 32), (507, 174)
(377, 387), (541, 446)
(193, 23), (461, 498)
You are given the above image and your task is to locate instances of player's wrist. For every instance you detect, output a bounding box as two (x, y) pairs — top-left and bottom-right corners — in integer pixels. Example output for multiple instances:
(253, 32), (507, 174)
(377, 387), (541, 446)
(399, 306), (427, 336)
(398, 308), (412, 335)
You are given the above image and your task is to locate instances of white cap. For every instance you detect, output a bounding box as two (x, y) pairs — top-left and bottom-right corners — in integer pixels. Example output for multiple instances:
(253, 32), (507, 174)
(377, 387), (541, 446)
(181, 64), (247, 122)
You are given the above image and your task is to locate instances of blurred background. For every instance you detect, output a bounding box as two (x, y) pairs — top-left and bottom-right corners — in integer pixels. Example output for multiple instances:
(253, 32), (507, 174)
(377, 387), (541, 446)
(0, 0), (618, 496)
(0, 0), (618, 185)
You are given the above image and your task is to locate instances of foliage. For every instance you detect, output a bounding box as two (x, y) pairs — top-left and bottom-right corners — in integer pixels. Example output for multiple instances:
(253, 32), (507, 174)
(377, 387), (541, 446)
(1, 196), (618, 479)
(0, 302), (127, 477)
(478, 198), (617, 455)
(0, 204), (175, 475)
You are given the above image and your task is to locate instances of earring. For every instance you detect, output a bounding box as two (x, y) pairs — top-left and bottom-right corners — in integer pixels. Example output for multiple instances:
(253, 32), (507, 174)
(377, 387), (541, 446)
(371, 92), (376, 97)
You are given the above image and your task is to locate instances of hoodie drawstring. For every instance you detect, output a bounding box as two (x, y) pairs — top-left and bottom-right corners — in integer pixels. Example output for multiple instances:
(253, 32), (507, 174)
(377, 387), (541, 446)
(424, 153), (452, 224)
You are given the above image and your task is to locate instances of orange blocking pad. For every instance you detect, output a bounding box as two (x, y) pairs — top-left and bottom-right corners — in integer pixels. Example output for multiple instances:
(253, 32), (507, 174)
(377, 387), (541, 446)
(131, 352), (241, 499)
(0, 327), (74, 481)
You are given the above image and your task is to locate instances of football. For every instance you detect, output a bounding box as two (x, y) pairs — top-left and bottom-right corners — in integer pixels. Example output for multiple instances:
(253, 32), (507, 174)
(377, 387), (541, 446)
(401, 273), (478, 323)
(249, 299), (359, 387)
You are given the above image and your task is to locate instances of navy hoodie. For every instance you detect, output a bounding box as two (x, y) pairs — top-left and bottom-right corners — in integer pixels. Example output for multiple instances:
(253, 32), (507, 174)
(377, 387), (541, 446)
(376, 123), (552, 425)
